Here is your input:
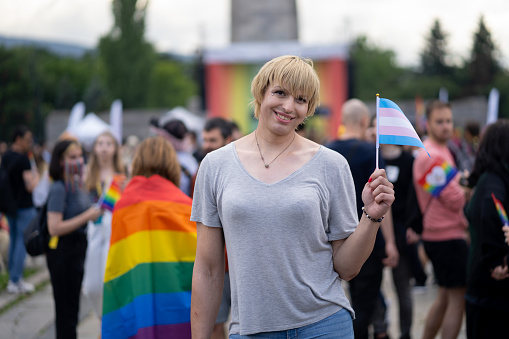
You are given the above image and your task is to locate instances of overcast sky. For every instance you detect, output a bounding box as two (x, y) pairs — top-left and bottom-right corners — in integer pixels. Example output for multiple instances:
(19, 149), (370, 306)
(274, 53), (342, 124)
(1, 0), (508, 67)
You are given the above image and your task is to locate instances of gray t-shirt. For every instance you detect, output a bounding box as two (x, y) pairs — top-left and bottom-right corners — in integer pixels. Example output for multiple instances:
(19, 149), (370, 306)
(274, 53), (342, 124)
(191, 143), (358, 335)
(47, 181), (91, 234)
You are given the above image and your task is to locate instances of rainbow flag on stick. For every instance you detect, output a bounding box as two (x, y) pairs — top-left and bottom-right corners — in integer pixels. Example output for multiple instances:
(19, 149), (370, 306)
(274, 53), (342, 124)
(491, 193), (509, 226)
(102, 175), (196, 339)
(417, 157), (458, 197)
(376, 95), (429, 168)
(97, 174), (125, 212)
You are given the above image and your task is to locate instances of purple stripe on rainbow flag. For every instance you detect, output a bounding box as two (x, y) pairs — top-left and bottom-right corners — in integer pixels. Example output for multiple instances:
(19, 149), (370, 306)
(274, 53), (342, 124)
(128, 323), (191, 339)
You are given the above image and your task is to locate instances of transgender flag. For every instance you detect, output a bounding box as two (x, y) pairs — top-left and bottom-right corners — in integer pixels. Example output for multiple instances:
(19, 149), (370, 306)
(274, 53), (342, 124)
(376, 96), (428, 151)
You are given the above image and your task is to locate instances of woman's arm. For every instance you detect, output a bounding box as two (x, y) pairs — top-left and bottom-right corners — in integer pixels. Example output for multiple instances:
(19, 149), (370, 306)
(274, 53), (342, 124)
(332, 168), (395, 281)
(191, 222), (226, 339)
(379, 208), (399, 268)
(47, 206), (102, 237)
(22, 168), (39, 192)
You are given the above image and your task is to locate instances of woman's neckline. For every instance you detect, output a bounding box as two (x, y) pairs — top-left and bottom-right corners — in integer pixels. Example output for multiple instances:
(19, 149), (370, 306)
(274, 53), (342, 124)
(231, 142), (323, 186)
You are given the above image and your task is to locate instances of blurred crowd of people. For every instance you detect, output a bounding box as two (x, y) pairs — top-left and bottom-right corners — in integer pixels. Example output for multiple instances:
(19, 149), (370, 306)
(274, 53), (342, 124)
(0, 55), (508, 339)
(0, 116), (240, 339)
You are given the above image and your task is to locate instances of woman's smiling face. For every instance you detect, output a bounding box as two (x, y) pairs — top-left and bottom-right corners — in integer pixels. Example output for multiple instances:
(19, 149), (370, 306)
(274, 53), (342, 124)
(259, 83), (309, 135)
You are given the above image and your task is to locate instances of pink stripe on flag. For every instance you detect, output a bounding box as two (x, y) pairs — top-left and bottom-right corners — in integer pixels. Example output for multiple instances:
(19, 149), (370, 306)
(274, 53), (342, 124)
(379, 107), (406, 118)
(379, 126), (420, 139)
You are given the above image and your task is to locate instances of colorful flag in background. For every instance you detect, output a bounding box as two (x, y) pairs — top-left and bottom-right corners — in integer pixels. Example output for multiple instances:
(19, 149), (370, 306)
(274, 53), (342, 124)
(102, 175), (196, 339)
(97, 174), (125, 212)
(491, 193), (509, 226)
(417, 157), (458, 197)
(377, 96), (428, 152)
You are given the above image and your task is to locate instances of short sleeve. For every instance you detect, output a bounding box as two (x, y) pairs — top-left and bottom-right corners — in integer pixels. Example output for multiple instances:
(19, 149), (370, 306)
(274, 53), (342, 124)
(18, 155), (31, 172)
(47, 182), (66, 214)
(325, 154), (359, 241)
(190, 155), (222, 228)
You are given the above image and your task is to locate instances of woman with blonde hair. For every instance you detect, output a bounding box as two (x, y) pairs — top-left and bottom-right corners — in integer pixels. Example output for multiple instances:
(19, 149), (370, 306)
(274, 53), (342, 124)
(82, 131), (125, 318)
(102, 136), (195, 339)
(191, 55), (394, 338)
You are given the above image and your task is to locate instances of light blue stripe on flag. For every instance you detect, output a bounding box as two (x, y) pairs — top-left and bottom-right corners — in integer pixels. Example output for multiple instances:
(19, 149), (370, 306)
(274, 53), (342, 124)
(379, 135), (425, 148)
(379, 98), (402, 111)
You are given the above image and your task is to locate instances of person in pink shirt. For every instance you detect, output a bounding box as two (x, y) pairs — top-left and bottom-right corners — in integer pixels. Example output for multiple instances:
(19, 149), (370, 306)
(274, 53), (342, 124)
(413, 100), (469, 339)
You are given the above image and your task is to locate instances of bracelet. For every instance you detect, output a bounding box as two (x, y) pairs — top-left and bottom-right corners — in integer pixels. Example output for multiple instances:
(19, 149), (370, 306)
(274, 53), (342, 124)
(362, 207), (384, 223)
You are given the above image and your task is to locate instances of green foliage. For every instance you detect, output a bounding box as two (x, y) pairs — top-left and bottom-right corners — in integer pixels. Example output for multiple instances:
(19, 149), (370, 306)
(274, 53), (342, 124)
(349, 36), (405, 101)
(420, 19), (451, 76)
(38, 51), (99, 109)
(466, 15), (501, 95)
(0, 47), (38, 141)
(98, 0), (155, 108)
(0, 47), (106, 142)
(148, 59), (197, 108)
(350, 16), (509, 114)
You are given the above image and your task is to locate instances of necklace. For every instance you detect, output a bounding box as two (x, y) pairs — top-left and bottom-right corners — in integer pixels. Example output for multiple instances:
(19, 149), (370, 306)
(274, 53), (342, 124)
(254, 130), (296, 168)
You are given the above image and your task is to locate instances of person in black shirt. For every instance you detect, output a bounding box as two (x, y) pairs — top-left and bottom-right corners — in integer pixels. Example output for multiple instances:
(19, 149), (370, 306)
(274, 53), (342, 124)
(326, 99), (399, 339)
(3, 126), (39, 294)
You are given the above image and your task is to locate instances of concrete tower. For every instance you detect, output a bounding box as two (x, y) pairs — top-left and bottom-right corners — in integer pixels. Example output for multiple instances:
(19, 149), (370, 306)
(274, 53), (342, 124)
(231, 0), (298, 42)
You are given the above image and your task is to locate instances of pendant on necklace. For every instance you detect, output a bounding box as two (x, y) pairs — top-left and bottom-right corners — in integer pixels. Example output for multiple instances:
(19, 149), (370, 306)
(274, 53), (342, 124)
(265, 164), (269, 168)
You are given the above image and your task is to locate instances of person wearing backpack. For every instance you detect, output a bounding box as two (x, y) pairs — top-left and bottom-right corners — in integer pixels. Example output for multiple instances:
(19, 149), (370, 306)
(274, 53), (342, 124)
(2, 126), (40, 294)
(46, 139), (102, 339)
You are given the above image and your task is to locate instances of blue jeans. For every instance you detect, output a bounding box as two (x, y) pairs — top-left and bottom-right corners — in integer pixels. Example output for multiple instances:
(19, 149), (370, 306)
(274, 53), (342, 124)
(229, 308), (353, 339)
(7, 207), (36, 282)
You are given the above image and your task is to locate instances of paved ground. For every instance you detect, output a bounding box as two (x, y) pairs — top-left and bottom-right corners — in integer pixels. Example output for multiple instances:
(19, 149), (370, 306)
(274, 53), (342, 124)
(0, 258), (466, 339)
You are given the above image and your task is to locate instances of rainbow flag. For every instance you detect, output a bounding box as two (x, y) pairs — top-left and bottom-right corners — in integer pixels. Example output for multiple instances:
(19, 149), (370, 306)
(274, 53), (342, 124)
(417, 157), (458, 197)
(102, 175), (196, 339)
(98, 174), (125, 212)
(376, 96), (428, 154)
(491, 193), (509, 226)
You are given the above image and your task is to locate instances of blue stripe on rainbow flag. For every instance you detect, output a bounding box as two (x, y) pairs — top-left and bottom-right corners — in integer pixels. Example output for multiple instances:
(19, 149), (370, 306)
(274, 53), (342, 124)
(102, 291), (191, 339)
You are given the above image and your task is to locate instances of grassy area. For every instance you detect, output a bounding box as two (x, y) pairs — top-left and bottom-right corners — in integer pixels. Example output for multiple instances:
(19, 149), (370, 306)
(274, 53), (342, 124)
(0, 267), (39, 290)
(0, 266), (46, 316)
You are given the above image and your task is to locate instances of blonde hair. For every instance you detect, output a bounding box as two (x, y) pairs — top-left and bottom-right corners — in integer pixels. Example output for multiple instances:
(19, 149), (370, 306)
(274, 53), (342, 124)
(251, 55), (320, 119)
(131, 136), (181, 187)
(85, 131), (124, 192)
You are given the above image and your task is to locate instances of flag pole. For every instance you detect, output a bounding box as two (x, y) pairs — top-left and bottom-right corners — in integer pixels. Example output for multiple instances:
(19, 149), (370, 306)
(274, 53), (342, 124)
(95, 176), (113, 209)
(376, 93), (380, 169)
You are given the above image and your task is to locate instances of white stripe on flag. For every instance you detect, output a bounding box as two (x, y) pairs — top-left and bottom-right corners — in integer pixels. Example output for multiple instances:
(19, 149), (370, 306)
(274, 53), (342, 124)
(379, 116), (414, 130)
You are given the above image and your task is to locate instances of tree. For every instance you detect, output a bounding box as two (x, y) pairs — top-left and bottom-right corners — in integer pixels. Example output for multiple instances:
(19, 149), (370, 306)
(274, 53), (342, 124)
(148, 59), (197, 108)
(0, 47), (40, 142)
(466, 15), (501, 94)
(420, 19), (451, 76)
(349, 36), (405, 101)
(98, 0), (155, 108)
